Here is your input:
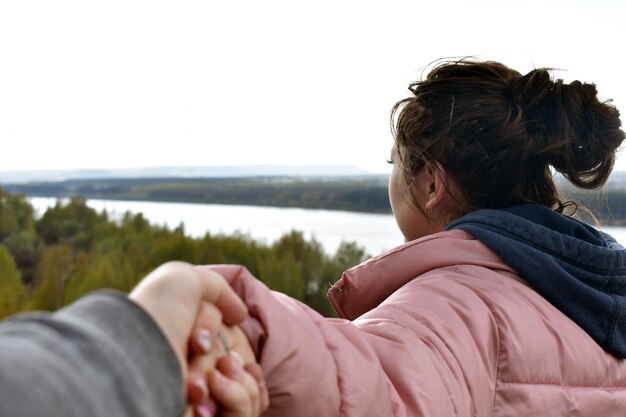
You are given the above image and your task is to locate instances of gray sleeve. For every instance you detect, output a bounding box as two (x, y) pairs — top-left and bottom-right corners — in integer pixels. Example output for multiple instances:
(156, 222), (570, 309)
(0, 290), (186, 417)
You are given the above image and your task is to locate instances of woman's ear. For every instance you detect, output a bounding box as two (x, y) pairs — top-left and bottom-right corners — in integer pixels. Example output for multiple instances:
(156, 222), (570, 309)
(423, 161), (450, 212)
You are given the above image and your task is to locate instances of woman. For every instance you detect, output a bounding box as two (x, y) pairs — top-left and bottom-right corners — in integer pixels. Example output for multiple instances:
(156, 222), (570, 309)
(207, 60), (626, 416)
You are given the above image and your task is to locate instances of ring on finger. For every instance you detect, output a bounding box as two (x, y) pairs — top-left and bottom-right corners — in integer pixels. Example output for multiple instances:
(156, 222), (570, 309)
(217, 331), (231, 354)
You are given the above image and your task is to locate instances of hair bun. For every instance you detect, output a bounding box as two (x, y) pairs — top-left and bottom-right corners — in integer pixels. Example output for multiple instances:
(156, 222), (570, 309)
(511, 69), (624, 189)
(509, 69), (553, 110)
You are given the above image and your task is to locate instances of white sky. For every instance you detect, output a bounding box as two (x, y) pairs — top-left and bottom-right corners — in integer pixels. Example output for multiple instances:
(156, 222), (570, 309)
(1, 0), (625, 173)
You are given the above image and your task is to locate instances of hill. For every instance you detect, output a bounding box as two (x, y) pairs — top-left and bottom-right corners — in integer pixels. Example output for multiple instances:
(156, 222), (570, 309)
(0, 165), (374, 183)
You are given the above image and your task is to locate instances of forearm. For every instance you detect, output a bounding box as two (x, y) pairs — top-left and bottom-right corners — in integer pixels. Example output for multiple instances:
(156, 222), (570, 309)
(206, 265), (494, 417)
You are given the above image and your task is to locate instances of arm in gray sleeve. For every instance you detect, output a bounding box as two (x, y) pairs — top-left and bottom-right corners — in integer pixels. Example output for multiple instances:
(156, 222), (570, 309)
(0, 290), (186, 417)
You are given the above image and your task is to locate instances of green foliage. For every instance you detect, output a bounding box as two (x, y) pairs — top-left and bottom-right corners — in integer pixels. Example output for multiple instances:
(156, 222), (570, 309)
(68, 248), (137, 298)
(5, 230), (41, 285)
(258, 249), (305, 299)
(0, 187), (370, 318)
(0, 189), (36, 239)
(0, 245), (27, 319)
(0, 191), (43, 286)
(147, 231), (200, 267)
(29, 244), (74, 311)
(36, 196), (104, 247)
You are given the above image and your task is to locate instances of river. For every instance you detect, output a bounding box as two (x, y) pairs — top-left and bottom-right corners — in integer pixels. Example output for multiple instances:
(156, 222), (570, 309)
(28, 197), (404, 255)
(28, 197), (626, 256)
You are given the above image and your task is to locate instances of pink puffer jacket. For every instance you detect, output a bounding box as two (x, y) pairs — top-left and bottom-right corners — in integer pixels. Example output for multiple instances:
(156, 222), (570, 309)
(208, 230), (626, 416)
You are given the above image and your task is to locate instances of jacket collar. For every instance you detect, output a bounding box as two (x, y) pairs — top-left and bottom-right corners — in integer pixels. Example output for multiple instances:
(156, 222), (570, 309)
(328, 229), (514, 320)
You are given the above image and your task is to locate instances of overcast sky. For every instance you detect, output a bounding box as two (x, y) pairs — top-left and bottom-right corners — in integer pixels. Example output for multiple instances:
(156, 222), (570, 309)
(1, 0), (624, 174)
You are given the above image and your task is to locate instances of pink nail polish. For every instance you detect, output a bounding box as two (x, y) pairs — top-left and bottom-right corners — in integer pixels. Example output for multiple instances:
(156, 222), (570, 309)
(229, 356), (244, 379)
(194, 376), (208, 399)
(197, 329), (212, 352)
(196, 400), (216, 417)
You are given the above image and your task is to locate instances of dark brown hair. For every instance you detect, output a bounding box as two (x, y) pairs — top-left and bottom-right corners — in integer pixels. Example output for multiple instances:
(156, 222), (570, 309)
(391, 59), (625, 216)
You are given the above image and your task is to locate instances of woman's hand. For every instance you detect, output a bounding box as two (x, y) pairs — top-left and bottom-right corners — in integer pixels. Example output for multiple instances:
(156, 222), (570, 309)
(200, 354), (268, 417)
(188, 321), (269, 417)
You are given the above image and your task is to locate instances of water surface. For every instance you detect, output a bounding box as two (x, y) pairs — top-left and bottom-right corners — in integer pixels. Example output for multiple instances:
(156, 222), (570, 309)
(29, 197), (626, 256)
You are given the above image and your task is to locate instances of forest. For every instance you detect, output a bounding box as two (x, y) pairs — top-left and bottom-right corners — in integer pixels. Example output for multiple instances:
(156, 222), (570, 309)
(0, 187), (368, 319)
(4, 176), (392, 213)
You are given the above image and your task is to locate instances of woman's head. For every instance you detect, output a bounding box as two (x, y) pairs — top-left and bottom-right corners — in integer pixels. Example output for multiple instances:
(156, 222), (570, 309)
(389, 59), (625, 240)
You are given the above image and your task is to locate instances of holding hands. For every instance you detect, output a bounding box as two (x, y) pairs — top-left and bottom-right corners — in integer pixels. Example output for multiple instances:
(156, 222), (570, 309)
(129, 262), (268, 417)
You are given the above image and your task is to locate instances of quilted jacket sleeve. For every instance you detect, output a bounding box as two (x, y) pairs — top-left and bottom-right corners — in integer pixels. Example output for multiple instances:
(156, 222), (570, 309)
(207, 265), (500, 417)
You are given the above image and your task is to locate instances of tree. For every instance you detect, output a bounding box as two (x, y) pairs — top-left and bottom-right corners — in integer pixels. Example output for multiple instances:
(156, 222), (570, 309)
(271, 231), (325, 305)
(0, 189), (35, 240)
(29, 245), (74, 311)
(0, 245), (27, 318)
(5, 230), (41, 285)
(72, 248), (136, 296)
(36, 196), (103, 246)
(258, 248), (304, 299)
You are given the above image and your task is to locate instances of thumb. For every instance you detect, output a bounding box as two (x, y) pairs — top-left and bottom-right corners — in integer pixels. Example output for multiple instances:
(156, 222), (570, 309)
(192, 266), (248, 325)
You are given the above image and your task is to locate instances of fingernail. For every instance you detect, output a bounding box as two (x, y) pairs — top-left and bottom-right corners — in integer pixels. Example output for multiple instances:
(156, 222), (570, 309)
(195, 400), (216, 417)
(228, 350), (244, 366)
(229, 354), (245, 379)
(196, 329), (212, 353)
(193, 376), (208, 399)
